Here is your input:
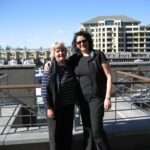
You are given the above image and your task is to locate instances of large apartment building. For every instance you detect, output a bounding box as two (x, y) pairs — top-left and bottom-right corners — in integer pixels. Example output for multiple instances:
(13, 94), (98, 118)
(81, 15), (150, 53)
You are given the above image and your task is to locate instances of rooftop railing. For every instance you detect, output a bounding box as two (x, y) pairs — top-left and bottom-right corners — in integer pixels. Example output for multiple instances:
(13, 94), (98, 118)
(0, 71), (150, 136)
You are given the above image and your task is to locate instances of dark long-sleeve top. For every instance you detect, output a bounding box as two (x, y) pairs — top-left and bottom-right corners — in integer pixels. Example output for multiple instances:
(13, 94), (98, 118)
(41, 71), (49, 109)
(42, 60), (78, 110)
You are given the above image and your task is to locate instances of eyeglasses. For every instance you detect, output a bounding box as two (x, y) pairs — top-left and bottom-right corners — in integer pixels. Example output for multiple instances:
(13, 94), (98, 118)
(76, 39), (87, 45)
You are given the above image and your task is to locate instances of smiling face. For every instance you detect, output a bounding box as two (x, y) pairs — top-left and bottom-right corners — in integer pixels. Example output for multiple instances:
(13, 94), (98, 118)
(50, 42), (67, 63)
(54, 47), (66, 63)
(76, 35), (89, 53)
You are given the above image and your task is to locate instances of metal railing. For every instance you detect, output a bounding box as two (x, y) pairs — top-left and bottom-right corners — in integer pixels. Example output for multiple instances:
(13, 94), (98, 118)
(0, 75), (150, 135)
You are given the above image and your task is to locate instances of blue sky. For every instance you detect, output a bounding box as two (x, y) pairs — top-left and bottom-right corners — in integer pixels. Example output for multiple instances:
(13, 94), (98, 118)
(0, 0), (150, 48)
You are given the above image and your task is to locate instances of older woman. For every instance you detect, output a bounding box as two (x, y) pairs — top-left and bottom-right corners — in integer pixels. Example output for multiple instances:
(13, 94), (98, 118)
(42, 42), (78, 150)
(71, 30), (112, 150)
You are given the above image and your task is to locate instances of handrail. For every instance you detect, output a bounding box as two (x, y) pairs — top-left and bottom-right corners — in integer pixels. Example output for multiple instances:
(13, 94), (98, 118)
(0, 76), (150, 135)
(113, 81), (150, 84)
(0, 73), (8, 80)
(116, 71), (150, 81)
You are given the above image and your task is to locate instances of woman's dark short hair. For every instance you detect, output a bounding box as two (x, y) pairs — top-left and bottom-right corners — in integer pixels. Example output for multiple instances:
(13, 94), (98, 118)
(72, 30), (93, 53)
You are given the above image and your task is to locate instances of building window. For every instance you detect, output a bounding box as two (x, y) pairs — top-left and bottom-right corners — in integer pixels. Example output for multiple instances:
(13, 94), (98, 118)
(126, 28), (132, 31)
(105, 20), (114, 25)
(91, 29), (94, 32)
(107, 28), (112, 31)
(107, 49), (112, 52)
(146, 49), (150, 52)
(140, 27), (145, 31)
(146, 38), (150, 42)
(146, 44), (150, 47)
(146, 33), (150, 36)
(107, 33), (112, 36)
(107, 39), (112, 42)
(133, 28), (138, 31)
(140, 33), (144, 36)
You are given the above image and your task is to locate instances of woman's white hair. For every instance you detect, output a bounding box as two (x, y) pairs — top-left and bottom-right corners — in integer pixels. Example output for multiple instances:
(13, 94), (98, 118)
(50, 42), (67, 60)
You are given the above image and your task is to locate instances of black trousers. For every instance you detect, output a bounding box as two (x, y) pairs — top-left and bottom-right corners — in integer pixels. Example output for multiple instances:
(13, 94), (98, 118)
(47, 105), (74, 150)
(79, 97), (111, 150)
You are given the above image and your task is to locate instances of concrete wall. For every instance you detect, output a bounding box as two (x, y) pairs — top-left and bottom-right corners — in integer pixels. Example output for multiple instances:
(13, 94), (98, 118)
(0, 65), (36, 107)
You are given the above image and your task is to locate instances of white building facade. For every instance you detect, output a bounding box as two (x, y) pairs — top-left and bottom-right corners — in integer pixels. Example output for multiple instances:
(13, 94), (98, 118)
(80, 15), (150, 53)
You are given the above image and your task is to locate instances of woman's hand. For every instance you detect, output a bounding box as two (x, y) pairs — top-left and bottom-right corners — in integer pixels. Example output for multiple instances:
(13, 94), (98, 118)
(104, 98), (111, 111)
(47, 108), (55, 119)
(44, 61), (51, 72)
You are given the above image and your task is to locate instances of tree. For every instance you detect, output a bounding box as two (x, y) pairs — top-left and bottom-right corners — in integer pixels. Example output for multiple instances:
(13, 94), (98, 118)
(5, 45), (11, 51)
(24, 46), (27, 51)
(40, 46), (43, 51)
(0, 45), (3, 51)
(16, 47), (24, 51)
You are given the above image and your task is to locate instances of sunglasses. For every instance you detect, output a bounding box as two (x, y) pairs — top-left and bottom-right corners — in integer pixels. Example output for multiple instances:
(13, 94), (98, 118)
(76, 39), (87, 45)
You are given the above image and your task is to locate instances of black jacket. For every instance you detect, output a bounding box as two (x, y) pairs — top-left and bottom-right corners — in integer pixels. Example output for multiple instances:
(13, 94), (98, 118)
(47, 59), (78, 110)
